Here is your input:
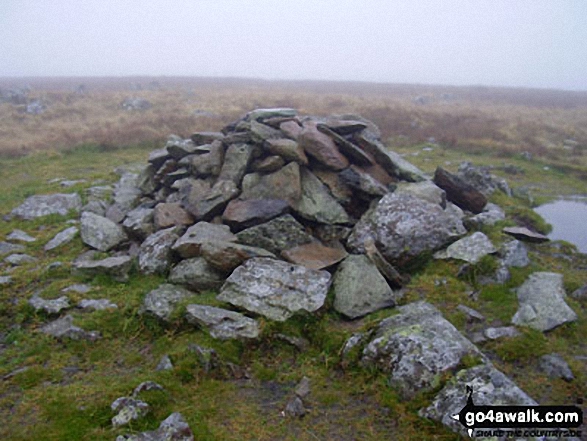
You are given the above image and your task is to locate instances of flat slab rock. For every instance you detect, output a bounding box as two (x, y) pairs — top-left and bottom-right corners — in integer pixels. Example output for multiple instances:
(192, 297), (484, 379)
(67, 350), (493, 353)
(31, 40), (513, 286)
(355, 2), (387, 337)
(218, 257), (332, 322)
(40, 315), (100, 341)
(434, 231), (497, 264)
(72, 255), (133, 282)
(172, 222), (236, 259)
(140, 283), (195, 322)
(503, 226), (549, 243)
(360, 301), (484, 399)
(512, 272), (577, 332)
(44, 226), (79, 251)
(185, 304), (259, 339)
(10, 193), (82, 220)
(0, 241), (25, 256)
(281, 242), (348, 270)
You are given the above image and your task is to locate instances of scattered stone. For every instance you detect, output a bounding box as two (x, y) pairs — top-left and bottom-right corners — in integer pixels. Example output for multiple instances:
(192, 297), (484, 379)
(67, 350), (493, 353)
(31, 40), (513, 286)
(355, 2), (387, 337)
(121, 97), (151, 111)
(483, 326), (521, 340)
(222, 198), (289, 230)
(333, 255), (397, 319)
(360, 301), (483, 399)
(218, 258), (332, 322)
(282, 242), (348, 270)
(133, 381), (165, 397)
(466, 202), (506, 228)
(433, 167), (487, 214)
(29, 295), (70, 314)
(115, 412), (194, 441)
(456, 304), (485, 322)
(284, 396), (306, 417)
(60, 179), (87, 188)
(571, 284), (587, 300)
(172, 222), (237, 259)
(156, 355), (174, 371)
(140, 284), (194, 322)
(0, 276), (12, 286)
(188, 343), (221, 373)
(40, 315), (100, 341)
(139, 228), (180, 275)
(275, 334), (310, 352)
(78, 299), (118, 311)
(294, 376), (311, 399)
(500, 240), (530, 268)
(72, 255), (133, 282)
(433, 232), (497, 264)
(5, 253), (37, 265)
(185, 304), (260, 339)
(44, 226), (78, 251)
(80, 212), (127, 252)
(6, 229), (36, 243)
(10, 193), (82, 220)
(512, 272), (577, 332)
(503, 226), (549, 243)
(538, 353), (574, 381)
(168, 257), (226, 291)
(200, 241), (275, 273)
(111, 397), (150, 427)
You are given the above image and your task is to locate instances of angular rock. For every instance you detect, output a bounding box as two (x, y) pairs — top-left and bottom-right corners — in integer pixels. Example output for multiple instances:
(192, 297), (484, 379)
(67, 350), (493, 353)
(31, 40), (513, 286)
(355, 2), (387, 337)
(185, 304), (260, 339)
(188, 344), (221, 373)
(190, 131), (224, 145)
(139, 228), (180, 275)
(241, 162), (302, 206)
(7, 229), (36, 243)
(218, 258), (332, 322)
(200, 241), (275, 273)
(72, 255), (133, 282)
(316, 123), (373, 165)
(457, 161), (511, 196)
(184, 179), (240, 221)
(500, 240), (530, 268)
(165, 135), (198, 160)
(292, 167), (351, 225)
(111, 397), (150, 427)
(512, 272), (577, 332)
(284, 396), (306, 417)
(295, 376), (311, 399)
(483, 326), (521, 340)
(348, 193), (466, 268)
(140, 284), (194, 322)
(246, 108), (297, 121)
(153, 203), (193, 229)
(40, 315), (100, 341)
(11, 193), (82, 220)
(222, 199), (289, 230)
(360, 301), (483, 398)
(312, 169), (352, 204)
(113, 172), (143, 213)
(466, 202), (506, 228)
(571, 284), (587, 300)
(433, 232), (497, 264)
(353, 132), (427, 182)
(172, 222), (236, 258)
(132, 381), (165, 397)
(363, 238), (406, 288)
(236, 215), (314, 255)
(420, 364), (537, 439)
(324, 119), (368, 136)
(0, 241), (25, 256)
(279, 120), (303, 140)
(149, 148), (171, 169)
(298, 121), (349, 170)
(282, 242), (348, 270)
(115, 412), (194, 441)
(78, 299), (118, 311)
(122, 207), (155, 240)
(156, 355), (174, 371)
(433, 167), (487, 214)
(251, 155), (285, 173)
(503, 226), (549, 243)
(538, 353), (574, 382)
(5, 253), (37, 265)
(29, 295), (70, 314)
(169, 257), (226, 291)
(333, 255), (397, 319)
(249, 120), (283, 143)
(81, 200), (108, 217)
(264, 138), (308, 165)
(0, 276), (13, 286)
(339, 165), (388, 198)
(62, 284), (92, 294)
(80, 212), (128, 252)
(456, 304), (485, 322)
(218, 143), (255, 185)
(393, 181), (446, 208)
(44, 226), (78, 251)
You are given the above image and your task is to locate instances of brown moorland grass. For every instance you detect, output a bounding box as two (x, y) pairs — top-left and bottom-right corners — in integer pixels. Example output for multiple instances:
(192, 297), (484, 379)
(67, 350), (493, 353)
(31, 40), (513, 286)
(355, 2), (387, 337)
(1, 76), (587, 164)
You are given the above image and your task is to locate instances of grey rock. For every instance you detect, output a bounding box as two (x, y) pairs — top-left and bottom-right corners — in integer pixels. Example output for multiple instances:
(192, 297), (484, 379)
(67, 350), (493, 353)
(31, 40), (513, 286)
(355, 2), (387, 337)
(10, 193), (82, 220)
(246, 108), (297, 121)
(113, 172), (143, 213)
(200, 240), (275, 273)
(0, 276), (12, 286)
(572, 284), (587, 299)
(249, 120), (283, 143)
(339, 165), (388, 198)
(153, 203), (193, 229)
(188, 344), (220, 373)
(29, 295), (70, 314)
(111, 397), (150, 427)
(80, 212), (127, 252)
(86, 185), (114, 201)
(360, 301), (484, 398)
(105, 204), (127, 223)
(241, 162), (302, 206)
(502, 226), (549, 243)
(333, 255), (397, 319)
(393, 181), (446, 208)
(457, 161), (512, 196)
(172, 222), (236, 259)
(420, 364), (537, 439)
(190, 131), (224, 145)
(512, 272), (577, 332)
(169, 257), (226, 291)
(483, 326), (521, 340)
(140, 284), (194, 322)
(122, 207), (155, 240)
(60, 179), (86, 188)
(78, 299), (118, 311)
(456, 304), (485, 322)
(466, 202), (506, 228)
(136, 164), (156, 195)
(298, 121), (349, 170)
(44, 226), (78, 251)
(62, 284), (92, 294)
(292, 167), (351, 225)
(5, 253), (37, 265)
(538, 353), (574, 381)
(6, 229), (36, 243)
(121, 97), (151, 111)
(165, 135), (198, 160)
(500, 240), (530, 268)
(222, 198), (289, 231)
(284, 396), (306, 417)
(156, 355), (174, 371)
(295, 377), (311, 399)
(264, 138), (308, 165)
(282, 242), (348, 270)
(348, 193), (466, 268)
(218, 143), (255, 185)
(72, 255), (133, 282)
(40, 315), (100, 341)
(185, 304), (260, 340)
(184, 179), (240, 221)
(275, 334), (310, 351)
(133, 381), (165, 397)
(115, 412), (194, 441)
(316, 123), (373, 165)
(0, 241), (25, 256)
(148, 148), (171, 169)
(139, 228), (180, 275)
(236, 215), (314, 255)
(433, 232), (497, 264)
(433, 167), (488, 214)
(218, 257), (332, 322)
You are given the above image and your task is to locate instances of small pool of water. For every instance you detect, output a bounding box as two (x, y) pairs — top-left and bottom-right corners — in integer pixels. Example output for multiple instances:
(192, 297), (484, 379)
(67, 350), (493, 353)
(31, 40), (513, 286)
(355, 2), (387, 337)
(534, 197), (587, 253)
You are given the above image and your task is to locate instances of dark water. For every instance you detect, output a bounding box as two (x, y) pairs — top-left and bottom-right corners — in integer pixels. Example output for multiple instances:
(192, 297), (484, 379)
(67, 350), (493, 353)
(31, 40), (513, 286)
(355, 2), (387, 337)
(534, 198), (587, 253)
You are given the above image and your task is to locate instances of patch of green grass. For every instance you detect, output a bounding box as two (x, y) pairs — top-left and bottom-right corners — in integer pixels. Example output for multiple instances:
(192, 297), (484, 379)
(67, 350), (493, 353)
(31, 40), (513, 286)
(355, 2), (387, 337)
(491, 328), (549, 362)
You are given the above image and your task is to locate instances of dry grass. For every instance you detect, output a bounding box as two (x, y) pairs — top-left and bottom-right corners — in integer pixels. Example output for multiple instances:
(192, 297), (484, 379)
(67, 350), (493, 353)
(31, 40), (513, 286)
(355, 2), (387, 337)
(1, 77), (587, 165)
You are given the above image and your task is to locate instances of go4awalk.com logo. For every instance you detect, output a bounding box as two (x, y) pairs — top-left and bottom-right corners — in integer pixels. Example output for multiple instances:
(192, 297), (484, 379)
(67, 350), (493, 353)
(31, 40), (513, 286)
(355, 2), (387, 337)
(452, 386), (583, 438)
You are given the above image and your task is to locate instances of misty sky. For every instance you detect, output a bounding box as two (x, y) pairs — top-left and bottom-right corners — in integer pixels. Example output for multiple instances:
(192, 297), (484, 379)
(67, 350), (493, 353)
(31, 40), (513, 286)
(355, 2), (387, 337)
(1, 0), (586, 90)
